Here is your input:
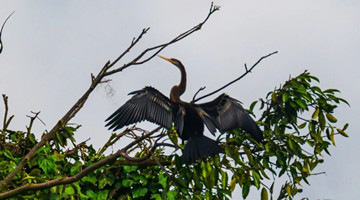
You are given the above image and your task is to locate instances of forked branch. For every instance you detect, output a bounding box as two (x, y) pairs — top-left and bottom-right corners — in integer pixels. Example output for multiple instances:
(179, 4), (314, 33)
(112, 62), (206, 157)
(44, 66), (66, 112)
(192, 51), (278, 103)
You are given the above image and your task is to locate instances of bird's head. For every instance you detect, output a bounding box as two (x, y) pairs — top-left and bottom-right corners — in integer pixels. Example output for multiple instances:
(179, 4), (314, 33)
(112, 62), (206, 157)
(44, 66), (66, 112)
(158, 55), (182, 67)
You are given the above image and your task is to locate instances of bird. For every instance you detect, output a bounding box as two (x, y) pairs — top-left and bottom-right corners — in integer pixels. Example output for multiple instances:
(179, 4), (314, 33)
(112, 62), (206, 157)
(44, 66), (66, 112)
(105, 56), (263, 163)
(0, 11), (15, 54)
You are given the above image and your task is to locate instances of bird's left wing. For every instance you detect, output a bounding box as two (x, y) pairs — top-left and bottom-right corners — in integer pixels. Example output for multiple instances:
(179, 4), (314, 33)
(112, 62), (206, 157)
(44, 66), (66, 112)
(105, 87), (175, 131)
(199, 94), (263, 142)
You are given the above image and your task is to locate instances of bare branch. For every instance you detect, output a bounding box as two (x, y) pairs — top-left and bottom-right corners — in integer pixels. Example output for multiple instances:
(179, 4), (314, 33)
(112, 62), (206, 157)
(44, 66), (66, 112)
(26, 111), (42, 138)
(2, 94), (14, 130)
(193, 51), (278, 103)
(104, 3), (220, 76)
(192, 86), (206, 102)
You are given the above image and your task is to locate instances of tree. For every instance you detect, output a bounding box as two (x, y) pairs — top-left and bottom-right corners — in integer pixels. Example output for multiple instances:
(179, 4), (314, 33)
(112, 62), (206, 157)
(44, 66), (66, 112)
(0, 4), (349, 200)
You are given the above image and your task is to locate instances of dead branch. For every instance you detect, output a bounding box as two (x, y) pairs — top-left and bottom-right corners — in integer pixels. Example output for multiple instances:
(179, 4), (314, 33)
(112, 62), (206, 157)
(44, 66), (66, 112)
(192, 51), (278, 103)
(2, 94), (14, 130)
(25, 111), (42, 138)
(103, 3), (220, 76)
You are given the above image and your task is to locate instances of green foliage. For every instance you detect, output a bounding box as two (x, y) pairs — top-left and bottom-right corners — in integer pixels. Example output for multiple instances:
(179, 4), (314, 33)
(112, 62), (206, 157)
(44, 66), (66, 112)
(0, 71), (349, 199)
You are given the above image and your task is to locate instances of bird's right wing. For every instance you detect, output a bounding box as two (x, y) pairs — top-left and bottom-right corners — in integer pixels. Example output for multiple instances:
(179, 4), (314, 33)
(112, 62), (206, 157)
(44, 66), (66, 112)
(105, 87), (175, 131)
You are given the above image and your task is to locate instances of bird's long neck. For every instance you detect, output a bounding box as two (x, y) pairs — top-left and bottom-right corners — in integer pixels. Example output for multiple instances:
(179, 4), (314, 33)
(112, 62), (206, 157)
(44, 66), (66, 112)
(170, 62), (187, 102)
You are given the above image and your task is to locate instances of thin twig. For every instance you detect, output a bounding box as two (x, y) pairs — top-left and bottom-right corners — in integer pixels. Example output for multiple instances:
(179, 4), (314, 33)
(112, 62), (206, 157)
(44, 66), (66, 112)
(26, 111), (41, 138)
(151, 151), (172, 177)
(192, 86), (206, 102)
(193, 51), (278, 103)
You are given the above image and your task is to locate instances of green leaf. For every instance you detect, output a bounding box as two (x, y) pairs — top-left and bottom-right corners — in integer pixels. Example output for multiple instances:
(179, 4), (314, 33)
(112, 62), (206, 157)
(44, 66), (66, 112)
(250, 101), (258, 111)
(326, 127), (336, 146)
(152, 194), (162, 200)
(244, 147), (253, 165)
(121, 179), (134, 187)
(29, 133), (36, 144)
(312, 107), (320, 119)
(286, 184), (292, 196)
(324, 89), (340, 94)
(229, 178), (237, 192)
(168, 128), (179, 147)
(51, 152), (65, 162)
(50, 193), (59, 200)
(338, 97), (350, 106)
(318, 111), (326, 130)
(82, 174), (97, 185)
(282, 92), (290, 103)
(132, 188), (148, 198)
(167, 190), (178, 200)
(65, 185), (75, 195)
(261, 188), (268, 200)
(295, 99), (307, 110)
(242, 181), (251, 199)
(99, 173), (115, 189)
(158, 173), (167, 189)
(124, 165), (138, 173)
(38, 155), (54, 174)
(86, 189), (97, 199)
(308, 74), (320, 82)
(259, 167), (270, 180)
(337, 128), (349, 137)
(133, 174), (148, 185)
(98, 190), (109, 200)
(326, 113), (337, 123)
(70, 160), (82, 176)
(252, 171), (261, 189)
(288, 138), (295, 151)
(3, 150), (13, 159)
(297, 122), (307, 129)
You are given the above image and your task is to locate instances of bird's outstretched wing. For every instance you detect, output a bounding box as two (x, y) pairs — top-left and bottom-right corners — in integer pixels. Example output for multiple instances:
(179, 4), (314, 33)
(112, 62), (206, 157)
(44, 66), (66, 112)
(199, 94), (263, 142)
(105, 87), (175, 131)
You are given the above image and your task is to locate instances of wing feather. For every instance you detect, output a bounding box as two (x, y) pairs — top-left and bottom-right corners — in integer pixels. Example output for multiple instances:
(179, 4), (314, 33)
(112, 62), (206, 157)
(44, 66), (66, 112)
(199, 94), (263, 142)
(105, 87), (174, 131)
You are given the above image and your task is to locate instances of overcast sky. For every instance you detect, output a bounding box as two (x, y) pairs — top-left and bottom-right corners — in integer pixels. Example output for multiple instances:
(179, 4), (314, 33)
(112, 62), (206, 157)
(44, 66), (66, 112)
(1, 1), (359, 199)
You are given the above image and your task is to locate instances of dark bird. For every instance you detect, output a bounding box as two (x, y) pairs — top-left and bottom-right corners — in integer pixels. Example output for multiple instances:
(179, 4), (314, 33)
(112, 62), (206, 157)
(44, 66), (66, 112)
(0, 11), (15, 54)
(105, 56), (263, 162)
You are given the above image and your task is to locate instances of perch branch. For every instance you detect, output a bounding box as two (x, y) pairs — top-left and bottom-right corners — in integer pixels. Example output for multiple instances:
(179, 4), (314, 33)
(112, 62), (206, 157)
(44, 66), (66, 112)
(193, 51), (278, 103)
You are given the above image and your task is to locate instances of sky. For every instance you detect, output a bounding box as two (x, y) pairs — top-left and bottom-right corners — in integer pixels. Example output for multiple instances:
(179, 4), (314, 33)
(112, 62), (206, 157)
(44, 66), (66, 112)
(1, 1), (359, 199)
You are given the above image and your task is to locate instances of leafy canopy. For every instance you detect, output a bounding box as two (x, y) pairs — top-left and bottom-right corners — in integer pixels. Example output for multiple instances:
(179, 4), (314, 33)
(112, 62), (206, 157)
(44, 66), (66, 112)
(0, 71), (349, 199)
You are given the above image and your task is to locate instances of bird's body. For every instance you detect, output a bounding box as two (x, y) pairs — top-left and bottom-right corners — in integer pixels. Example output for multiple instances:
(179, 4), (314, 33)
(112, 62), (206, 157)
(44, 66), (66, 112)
(106, 56), (263, 162)
(177, 102), (204, 140)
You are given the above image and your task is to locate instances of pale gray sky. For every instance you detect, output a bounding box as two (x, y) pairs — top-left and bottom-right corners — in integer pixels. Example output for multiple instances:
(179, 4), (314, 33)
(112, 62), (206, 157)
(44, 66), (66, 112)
(1, 1), (359, 199)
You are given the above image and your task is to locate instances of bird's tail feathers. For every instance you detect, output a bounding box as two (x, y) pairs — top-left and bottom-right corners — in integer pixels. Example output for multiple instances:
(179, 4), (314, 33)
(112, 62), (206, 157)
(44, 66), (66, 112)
(182, 135), (222, 163)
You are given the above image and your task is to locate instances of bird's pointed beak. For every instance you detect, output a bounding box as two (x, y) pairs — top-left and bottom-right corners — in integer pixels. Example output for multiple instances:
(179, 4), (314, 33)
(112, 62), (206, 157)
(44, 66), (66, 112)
(158, 55), (175, 64)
